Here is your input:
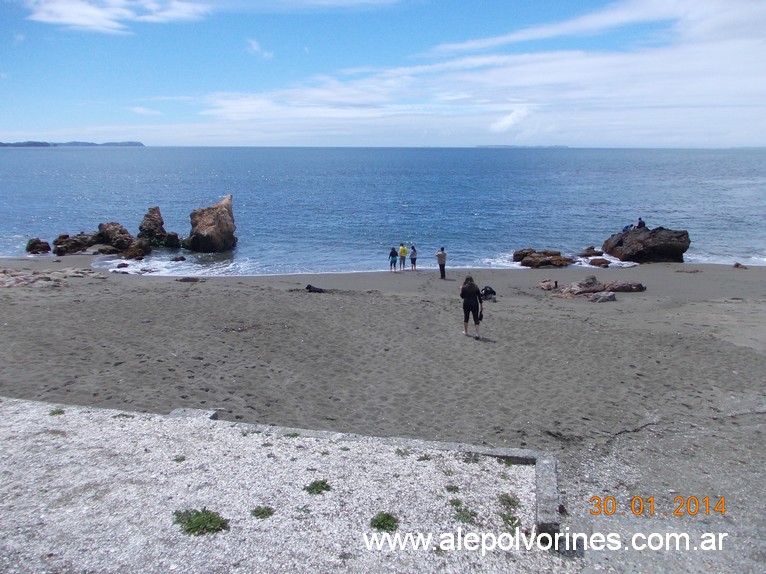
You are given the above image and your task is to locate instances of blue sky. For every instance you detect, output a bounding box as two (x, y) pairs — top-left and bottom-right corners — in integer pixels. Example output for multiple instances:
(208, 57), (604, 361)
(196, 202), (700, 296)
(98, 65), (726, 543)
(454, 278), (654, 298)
(1, 0), (765, 147)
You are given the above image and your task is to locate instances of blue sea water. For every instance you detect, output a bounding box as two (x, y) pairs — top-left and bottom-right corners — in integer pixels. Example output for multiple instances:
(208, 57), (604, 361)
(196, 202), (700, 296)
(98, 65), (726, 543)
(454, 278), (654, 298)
(1, 147), (765, 275)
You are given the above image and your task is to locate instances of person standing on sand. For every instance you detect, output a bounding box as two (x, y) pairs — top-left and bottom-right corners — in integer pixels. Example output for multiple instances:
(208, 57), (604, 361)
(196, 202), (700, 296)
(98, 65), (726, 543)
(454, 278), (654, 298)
(398, 243), (408, 271)
(459, 275), (483, 340)
(435, 246), (447, 279)
(389, 247), (398, 272)
(410, 244), (417, 270)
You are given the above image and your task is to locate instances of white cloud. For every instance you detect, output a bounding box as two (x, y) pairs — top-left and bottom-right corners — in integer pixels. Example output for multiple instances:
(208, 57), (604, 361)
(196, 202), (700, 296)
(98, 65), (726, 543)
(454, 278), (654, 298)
(129, 106), (162, 116)
(246, 39), (273, 59)
(24, 0), (210, 33)
(489, 108), (532, 133)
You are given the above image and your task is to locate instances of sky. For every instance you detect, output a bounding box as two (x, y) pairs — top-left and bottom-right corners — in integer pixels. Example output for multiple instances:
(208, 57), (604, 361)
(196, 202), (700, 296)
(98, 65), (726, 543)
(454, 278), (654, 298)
(1, 0), (765, 147)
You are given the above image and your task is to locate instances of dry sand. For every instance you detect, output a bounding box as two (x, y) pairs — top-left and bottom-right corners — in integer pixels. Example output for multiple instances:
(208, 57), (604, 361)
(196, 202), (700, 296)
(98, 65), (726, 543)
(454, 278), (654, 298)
(1, 256), (764, 573)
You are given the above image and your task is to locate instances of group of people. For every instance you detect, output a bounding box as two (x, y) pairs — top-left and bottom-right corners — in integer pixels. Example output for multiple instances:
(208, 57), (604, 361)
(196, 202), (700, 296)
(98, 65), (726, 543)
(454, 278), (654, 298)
(387, 244), (448, 278)
(388, 243), (417, 271)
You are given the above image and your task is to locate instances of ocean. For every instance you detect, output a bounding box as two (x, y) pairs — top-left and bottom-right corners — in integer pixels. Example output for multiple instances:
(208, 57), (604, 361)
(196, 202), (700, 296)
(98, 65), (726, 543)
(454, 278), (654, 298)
(1, 147), (765, 275)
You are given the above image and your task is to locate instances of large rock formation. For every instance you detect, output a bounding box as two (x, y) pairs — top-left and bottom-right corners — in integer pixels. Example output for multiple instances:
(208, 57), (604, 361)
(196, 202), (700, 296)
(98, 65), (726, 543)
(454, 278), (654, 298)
(95, 222), (134, 251)
(185, 195), (237, 253)
(137, 207), (168, 246)
(602, 227), (690, 263)
(513, 248), (575, 268)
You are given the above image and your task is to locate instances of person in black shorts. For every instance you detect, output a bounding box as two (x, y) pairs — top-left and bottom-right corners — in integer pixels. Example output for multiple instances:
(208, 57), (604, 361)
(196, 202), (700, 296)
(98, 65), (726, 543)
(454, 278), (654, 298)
(459, 275), (483, 340)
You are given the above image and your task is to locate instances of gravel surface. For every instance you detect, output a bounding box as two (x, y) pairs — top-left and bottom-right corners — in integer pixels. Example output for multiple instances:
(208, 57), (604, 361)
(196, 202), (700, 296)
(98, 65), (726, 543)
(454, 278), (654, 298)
(0, 398), (579, 573)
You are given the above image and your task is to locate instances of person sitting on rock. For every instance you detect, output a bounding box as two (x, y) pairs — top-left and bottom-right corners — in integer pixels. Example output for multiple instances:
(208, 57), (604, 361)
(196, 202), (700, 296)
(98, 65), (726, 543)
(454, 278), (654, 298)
(636, 217), (646, 229)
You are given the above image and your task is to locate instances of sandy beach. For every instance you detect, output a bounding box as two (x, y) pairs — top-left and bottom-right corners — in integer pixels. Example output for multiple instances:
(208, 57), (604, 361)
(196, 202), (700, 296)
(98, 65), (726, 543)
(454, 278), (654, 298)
(1, 257), (764, 572)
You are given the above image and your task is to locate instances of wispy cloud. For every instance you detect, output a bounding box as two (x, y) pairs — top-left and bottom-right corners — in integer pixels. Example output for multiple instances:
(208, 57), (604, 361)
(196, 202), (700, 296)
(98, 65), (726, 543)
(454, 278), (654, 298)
(193, 1), (766, 146)
(24, 0), (211, 33)
(129, 106), (162, 116)
(246, 39), (273, 59)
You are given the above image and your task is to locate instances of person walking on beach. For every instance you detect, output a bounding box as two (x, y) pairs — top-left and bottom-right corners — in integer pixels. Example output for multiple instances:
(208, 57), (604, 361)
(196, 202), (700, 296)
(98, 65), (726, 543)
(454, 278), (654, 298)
(398, 243), (408, 271)
(389, 247), (398, 272)
(459, 275), (483, 340)
(435, 246), (447, 279)
(409, 244), (417, 270)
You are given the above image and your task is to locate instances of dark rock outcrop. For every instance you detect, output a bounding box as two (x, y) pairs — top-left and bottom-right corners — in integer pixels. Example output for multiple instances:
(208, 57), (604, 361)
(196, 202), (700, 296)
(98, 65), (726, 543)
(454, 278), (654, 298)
(95, 222), (134, 251)
(137, 207), (168, 246)
(578, 246), (604, 258)
(513, 248), (575, 268)
(185, 195), (237, 253)
(588, 258), (611, 268)
(53, 232), (96, 256)
(25, 238), (51, 254)
(602, 227), (690, 263)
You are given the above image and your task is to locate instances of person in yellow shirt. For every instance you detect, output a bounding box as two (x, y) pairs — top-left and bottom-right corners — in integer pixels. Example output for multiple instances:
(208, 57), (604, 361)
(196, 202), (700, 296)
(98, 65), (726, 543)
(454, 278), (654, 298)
(398, 243), (408, 271)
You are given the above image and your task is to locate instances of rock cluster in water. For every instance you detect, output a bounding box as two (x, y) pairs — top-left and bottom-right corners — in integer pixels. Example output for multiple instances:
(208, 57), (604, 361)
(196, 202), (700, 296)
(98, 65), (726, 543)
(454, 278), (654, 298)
(25, 195), (237, 260)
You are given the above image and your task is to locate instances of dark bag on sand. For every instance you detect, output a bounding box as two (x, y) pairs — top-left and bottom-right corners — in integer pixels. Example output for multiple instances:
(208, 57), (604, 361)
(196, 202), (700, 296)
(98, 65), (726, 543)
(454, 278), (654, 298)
(480, 286), (496, 298)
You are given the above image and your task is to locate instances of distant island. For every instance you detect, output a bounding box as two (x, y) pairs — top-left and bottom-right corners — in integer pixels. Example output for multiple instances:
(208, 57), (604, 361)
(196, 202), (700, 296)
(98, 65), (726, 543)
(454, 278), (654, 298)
(0, 141), (144, 147)
(476, 145), (569, 149)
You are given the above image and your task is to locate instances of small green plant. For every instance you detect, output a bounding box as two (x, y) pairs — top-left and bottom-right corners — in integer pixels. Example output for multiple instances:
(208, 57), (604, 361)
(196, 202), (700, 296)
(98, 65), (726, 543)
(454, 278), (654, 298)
(417, 454), (432, 461)
(284, 432), (300, 438)
(450, 499), (477, 525)
(251, 506), (275, 519)
(112, 413), (134, 419)
(241, 429), (260, 436)
(501, 512), (521, 530)
(49, 408), (65, 416)
(173, 455), (186, 463)
(395, 448), (411, 457)
(173, 508), (229, 535)
(462, 453), (481, 464)
(370, 512), (399, 532)
(498, 493), (520, 510)
(498, 492), (521, 530)
(497, 456), (520, 467)
(445, 485), (460, 493)
(443, 468), (455, 477)
(304, 479), (332, 495)
(340, 446), (351, 452)
(261, 442), (273, 447)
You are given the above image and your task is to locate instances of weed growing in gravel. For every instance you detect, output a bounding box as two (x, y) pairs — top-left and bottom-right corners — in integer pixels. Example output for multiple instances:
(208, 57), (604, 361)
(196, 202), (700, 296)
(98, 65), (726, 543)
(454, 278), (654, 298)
(370, 512), (399, 532)
(443, 468), (455, 477)
(395, 448), (411, 457)
(417, 454), (432, 461)
(498, 492), (522, 530)
(241, 429), (261, 437)
(251, 506), (275, 519)
(173, 508), (229, 535)
(461, 452), (482, 464)
(173, 455), (186, 463)
(445, 485), (460, 493)
(497, 456), (521, 467)
(284, 432), (300, 438)
(49, 408), (65, 416)
(450, 499), (477, 525)
(112, 413), (134, 419)
(498, 493), (520, 509)
(304, 479), (332, 495)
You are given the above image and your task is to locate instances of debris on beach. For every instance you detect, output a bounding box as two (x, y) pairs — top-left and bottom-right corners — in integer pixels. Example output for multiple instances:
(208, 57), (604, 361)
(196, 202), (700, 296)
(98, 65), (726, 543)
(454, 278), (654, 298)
(1, 268), (101, 288)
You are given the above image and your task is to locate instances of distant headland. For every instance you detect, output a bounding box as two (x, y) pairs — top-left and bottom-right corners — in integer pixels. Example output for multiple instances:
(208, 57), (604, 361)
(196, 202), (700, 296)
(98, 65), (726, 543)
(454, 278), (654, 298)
(0, 141), (144, 147)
